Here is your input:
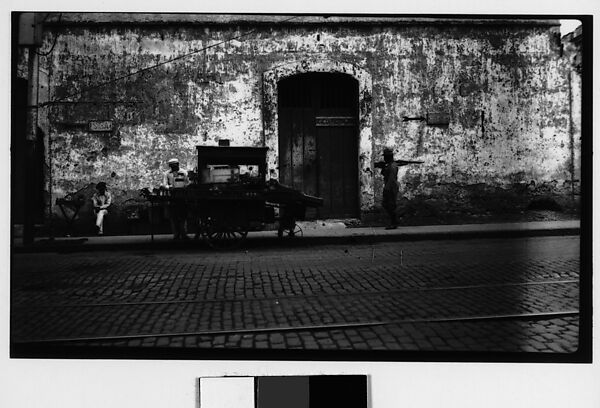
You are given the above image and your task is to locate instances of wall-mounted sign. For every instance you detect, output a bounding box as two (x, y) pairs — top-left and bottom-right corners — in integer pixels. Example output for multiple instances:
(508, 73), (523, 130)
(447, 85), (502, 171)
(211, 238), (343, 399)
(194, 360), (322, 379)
(426, 112), (451, 126)
(89, 120), (113, 132)
(315, 116), (356, 127)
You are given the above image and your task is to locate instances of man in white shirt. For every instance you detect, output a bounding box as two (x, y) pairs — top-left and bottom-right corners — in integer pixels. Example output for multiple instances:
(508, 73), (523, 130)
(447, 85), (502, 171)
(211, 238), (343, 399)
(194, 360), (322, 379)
(92, 182), (112, 235)
(163, 158), (189, 189)
(163, 158), (189, 240)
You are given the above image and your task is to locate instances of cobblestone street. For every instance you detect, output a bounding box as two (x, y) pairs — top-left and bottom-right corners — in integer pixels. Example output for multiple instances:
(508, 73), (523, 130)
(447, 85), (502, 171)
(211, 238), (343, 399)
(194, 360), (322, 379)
(11, 235), (580, 354)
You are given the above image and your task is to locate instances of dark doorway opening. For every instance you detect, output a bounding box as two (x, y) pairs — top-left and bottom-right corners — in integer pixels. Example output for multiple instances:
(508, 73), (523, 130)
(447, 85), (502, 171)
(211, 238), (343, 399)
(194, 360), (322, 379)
(11, 78), (45, 225)
(278, 72), (359, 219)
(11, 78), (28, 224)
(12, 13), (46, 230)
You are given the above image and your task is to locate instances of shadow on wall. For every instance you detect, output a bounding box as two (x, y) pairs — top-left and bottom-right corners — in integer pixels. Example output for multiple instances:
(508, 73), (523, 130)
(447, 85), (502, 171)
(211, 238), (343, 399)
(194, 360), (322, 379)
(392, 181), (579, 225)
(49, 184), (170, 237)
(43, 178), (580, 236)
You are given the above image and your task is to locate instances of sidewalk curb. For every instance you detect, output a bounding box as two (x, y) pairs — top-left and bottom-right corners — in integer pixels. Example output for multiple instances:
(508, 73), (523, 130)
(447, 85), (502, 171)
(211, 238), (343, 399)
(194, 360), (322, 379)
(12, 226), (581, 253)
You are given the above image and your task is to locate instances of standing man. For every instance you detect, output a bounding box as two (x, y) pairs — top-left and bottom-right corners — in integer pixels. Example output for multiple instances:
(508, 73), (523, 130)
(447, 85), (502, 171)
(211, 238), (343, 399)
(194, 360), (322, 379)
(92, 182), (112, 235)
(381, 147), (399, 229)
(163, 158), (190, 240)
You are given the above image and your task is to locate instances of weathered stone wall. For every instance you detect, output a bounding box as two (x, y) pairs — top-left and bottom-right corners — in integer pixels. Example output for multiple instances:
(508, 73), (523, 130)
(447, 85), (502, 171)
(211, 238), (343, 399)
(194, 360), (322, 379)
(38, 18), (579, 232)
(562, 25), (582, 210)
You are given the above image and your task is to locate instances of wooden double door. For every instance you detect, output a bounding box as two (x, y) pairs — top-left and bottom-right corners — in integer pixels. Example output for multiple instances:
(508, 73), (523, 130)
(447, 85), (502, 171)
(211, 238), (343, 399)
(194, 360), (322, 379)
(278, 73), (359, 219)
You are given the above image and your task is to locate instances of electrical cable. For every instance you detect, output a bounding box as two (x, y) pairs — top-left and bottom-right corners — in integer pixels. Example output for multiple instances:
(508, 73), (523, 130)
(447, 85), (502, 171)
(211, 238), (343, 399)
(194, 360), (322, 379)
(41, 15), (300, 107)
(34, 13), (62, 57)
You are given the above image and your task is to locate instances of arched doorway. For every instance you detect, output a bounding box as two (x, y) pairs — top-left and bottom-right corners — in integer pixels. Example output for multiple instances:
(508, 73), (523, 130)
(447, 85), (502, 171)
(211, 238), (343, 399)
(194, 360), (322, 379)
(278, 73), (359, 219)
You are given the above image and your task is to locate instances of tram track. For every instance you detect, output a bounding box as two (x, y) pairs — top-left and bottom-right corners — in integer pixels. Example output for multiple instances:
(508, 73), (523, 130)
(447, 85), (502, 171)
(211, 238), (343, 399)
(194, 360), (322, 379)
(12, 278), (579, 309)
(12, 278), (579, 344)
(16, 310), (580, 344)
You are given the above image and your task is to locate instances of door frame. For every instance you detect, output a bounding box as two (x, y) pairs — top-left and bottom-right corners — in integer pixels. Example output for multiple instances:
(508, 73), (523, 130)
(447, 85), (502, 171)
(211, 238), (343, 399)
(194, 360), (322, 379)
(263, 59), (374, 215)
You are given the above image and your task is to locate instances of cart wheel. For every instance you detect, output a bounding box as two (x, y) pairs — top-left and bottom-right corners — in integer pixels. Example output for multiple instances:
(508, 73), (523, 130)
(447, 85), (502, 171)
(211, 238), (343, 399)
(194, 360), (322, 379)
(205, 228), (248, 250)
(278, 223), (303, 238)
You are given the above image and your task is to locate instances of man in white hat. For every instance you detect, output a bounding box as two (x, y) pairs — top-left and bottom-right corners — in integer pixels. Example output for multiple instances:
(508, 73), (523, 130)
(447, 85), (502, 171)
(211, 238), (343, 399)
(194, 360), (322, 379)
(163, 158), (189, 189)
(381, 147), (399, 229)
(163, 158), (190, 239)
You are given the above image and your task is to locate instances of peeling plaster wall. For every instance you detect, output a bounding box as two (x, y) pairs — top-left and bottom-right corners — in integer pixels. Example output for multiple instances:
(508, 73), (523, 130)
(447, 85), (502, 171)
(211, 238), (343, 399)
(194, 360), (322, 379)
(41, 20), (579, 231)
(562, 27), (582, 205)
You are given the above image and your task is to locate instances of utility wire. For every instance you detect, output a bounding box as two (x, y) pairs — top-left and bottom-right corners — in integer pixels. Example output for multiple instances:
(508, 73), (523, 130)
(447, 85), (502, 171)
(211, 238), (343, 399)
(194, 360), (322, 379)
(34, 13), (62, 57)
(41, 15), (299, 107)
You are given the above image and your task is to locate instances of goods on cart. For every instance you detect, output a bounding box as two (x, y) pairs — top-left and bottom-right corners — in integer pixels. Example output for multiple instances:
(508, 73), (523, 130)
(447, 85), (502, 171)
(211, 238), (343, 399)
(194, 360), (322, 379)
(143, 146), (323, 248)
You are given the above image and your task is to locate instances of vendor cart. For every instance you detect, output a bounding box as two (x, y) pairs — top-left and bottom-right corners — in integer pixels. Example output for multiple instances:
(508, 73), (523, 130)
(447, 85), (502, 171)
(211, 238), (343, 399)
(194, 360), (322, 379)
(145, 146), (323, 248)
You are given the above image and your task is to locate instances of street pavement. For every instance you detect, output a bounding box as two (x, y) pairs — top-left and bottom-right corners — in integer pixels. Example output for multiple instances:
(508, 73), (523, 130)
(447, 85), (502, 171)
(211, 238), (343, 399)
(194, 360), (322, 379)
(11, 234), (580, 355)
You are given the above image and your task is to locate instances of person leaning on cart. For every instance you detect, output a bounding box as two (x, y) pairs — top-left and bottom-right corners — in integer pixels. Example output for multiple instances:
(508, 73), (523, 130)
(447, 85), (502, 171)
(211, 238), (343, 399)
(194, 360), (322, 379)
(162, 158), (190, 240)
